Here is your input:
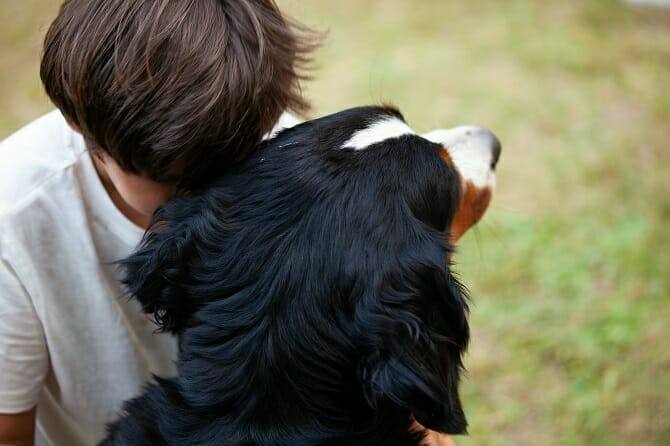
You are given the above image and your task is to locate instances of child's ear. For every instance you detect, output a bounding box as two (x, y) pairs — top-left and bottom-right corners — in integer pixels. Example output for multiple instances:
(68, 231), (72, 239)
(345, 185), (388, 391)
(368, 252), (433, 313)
(119, 198), (199, 333)
(360, 262), (469, 434)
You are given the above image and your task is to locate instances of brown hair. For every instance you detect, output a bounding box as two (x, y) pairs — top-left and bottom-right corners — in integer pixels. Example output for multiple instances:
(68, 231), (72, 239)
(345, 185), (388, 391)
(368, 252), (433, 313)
(41, 0), (320, 187)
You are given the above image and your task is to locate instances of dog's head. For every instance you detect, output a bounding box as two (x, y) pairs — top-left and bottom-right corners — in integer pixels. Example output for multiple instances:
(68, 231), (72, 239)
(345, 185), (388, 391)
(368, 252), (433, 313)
(121, 106), (500, 440)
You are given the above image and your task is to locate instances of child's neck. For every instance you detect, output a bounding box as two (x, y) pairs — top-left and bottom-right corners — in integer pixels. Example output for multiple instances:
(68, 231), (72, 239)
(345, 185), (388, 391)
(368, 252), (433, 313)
(91, 154), (152, 229)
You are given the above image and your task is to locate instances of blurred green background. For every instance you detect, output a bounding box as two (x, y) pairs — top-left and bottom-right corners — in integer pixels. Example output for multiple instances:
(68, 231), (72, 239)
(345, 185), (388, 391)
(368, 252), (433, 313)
(1, 0), (669, 444)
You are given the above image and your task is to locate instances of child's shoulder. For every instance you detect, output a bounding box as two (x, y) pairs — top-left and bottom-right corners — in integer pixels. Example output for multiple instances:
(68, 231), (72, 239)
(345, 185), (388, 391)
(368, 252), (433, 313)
(0, 110), (82, 215)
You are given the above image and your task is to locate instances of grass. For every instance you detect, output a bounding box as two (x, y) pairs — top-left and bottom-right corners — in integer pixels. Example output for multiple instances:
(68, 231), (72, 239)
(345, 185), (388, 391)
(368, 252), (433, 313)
(1, 0), (669, 444)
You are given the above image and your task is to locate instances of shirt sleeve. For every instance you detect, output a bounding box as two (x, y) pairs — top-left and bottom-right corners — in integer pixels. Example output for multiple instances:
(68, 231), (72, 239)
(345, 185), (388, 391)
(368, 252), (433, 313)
(264, 111), (303, 140)
(0, 254), (48, 413)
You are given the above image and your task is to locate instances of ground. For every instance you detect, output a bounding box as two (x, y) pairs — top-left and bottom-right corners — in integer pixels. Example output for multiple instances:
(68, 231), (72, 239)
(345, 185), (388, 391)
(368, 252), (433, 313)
(1, 0), (669, 444)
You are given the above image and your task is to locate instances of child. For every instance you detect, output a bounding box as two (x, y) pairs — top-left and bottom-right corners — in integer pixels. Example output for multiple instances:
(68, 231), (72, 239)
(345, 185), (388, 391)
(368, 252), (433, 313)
(0, 1), (317, 444)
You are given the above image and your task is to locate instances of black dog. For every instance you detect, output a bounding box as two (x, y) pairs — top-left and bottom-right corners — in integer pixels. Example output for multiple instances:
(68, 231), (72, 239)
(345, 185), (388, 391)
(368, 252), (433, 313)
(102, 105), (501, 445)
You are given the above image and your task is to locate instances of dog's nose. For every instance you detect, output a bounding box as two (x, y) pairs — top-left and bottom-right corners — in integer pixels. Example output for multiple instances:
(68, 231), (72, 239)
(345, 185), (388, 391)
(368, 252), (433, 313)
(472, 127), (501, 170)
(422, 125), (501, 188)
(454, 126), (501, 170)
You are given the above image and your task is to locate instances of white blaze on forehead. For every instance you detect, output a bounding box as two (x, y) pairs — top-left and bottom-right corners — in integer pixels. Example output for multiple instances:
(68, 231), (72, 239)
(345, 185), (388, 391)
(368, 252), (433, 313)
(342, 116), (415, 150)
(423, 126), (496, 189)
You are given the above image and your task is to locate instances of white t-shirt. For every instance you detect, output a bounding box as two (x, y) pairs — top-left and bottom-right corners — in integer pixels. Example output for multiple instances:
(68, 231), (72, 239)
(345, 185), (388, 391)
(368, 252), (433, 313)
(0, 110), (300, 445)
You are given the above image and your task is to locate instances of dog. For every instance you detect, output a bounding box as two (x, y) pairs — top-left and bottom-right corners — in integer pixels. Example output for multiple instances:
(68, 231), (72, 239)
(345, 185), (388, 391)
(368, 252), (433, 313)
(101, 105), (501, 445)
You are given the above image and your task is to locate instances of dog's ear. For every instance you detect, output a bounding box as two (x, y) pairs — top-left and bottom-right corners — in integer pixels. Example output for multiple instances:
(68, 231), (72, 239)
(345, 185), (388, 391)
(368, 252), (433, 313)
(119, 197), (200, 333)
(359, 261), (469, 434)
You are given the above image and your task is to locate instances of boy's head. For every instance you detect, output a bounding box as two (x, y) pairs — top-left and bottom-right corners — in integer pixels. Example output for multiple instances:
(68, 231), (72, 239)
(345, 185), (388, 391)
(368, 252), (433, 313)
(41, 0), (319, 190)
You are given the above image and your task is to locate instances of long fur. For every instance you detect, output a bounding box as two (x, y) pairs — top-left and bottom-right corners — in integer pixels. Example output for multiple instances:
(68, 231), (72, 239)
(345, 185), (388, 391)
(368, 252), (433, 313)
(102, 106), (470, 446)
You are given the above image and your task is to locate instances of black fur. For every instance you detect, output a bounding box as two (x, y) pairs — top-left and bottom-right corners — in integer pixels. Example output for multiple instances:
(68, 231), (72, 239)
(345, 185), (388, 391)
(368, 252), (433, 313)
(102, 106), (469, 445)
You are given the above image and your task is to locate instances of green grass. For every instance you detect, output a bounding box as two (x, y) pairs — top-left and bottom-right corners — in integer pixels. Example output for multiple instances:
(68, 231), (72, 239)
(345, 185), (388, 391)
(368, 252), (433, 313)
(2, 0), (669, 444)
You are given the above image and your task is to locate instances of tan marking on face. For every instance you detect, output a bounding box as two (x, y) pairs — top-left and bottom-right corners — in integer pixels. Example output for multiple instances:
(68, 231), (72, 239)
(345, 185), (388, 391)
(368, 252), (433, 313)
(449, 180), (492, 244)
(438, 147), (452, 164)
(436, 148), (492, 244)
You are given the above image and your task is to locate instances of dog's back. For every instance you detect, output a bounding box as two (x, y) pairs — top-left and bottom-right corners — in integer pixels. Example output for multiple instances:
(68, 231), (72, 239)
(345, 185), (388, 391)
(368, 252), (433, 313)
(102, 106), (502, 445)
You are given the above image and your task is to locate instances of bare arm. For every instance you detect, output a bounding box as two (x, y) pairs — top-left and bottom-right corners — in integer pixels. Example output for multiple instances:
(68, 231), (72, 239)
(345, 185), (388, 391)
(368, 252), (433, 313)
(0, 408), (36, 446)
(0, 256), (46, 446)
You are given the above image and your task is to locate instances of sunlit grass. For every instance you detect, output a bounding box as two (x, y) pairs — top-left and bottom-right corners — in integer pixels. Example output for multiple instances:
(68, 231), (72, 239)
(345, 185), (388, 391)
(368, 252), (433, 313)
(1, 0), (669, 444)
